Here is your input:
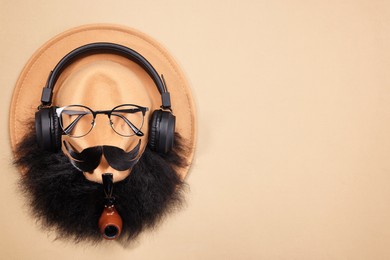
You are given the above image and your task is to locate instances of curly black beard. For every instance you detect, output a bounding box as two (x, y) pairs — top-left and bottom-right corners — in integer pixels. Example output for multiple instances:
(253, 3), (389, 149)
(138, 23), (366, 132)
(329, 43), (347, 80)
(14, 122), (188, 245)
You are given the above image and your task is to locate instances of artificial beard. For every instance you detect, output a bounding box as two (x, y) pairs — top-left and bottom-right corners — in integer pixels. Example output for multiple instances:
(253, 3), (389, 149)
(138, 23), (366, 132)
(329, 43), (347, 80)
(14, 122), (188, 245)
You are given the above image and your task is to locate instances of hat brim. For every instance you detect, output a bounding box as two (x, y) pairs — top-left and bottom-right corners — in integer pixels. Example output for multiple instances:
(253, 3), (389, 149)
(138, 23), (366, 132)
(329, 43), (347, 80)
(9, 24), (196, 179)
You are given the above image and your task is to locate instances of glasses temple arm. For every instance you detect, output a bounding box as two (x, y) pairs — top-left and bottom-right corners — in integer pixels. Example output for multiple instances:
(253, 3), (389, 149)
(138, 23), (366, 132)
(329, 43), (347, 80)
(112, 107), (148, 114)
(111, 114), (144, 136)
(63, 115), (84, 135)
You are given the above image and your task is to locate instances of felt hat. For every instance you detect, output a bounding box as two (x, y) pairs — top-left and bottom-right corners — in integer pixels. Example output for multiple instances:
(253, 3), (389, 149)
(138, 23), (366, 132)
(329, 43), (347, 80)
(9, 24), (196, 179)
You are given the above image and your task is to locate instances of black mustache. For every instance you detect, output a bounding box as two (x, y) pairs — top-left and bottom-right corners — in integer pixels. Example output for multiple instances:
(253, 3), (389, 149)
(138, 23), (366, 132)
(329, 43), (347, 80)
(63, 140), (141, 172)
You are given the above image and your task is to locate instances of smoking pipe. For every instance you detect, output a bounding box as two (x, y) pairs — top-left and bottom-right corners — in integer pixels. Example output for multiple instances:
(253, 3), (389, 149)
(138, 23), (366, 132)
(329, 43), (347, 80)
(99, 173), (122, 240)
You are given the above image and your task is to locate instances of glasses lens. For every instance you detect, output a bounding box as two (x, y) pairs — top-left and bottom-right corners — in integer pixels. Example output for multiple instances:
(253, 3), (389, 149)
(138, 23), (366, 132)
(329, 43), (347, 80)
(59, 105), (94, 137)
(110, 105), (145, 136)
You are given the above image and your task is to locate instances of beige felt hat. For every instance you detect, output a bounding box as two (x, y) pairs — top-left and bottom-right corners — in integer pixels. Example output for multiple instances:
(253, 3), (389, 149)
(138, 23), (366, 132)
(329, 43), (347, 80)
(9, 24), (196, 179)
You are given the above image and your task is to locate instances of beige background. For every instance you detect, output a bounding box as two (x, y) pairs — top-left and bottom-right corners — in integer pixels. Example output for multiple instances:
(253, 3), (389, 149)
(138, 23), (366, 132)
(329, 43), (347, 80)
(1, 0), (390, 259)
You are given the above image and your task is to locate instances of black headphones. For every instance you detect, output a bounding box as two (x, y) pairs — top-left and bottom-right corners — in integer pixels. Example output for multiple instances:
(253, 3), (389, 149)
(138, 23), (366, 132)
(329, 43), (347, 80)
(35, 42), (175, 154)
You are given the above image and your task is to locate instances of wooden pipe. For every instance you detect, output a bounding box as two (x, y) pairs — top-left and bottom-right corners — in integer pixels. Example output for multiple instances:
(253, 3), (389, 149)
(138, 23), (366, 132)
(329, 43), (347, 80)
(99, 173), (122, 240)
(99, 205), (122, 239)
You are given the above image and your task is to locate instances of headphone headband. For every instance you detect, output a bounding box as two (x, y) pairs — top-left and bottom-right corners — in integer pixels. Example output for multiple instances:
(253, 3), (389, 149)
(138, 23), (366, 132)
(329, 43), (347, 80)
(39, 42), (171, 109)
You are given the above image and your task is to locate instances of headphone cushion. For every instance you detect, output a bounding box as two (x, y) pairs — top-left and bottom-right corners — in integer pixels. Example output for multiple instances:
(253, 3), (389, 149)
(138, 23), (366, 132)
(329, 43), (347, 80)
(148, 110), (161, 152)
(149, 110), (176, 153)
(35, 107), (61, 152)
(50, 107), (62, 151)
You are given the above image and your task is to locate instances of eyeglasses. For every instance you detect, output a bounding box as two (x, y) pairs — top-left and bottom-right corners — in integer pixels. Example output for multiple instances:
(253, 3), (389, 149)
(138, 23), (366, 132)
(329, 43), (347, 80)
(56, 104), (149, 138)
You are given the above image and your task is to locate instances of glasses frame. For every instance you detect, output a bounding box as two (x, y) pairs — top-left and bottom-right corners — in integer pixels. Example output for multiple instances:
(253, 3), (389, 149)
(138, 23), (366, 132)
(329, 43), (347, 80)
(56, 104), (149, 138)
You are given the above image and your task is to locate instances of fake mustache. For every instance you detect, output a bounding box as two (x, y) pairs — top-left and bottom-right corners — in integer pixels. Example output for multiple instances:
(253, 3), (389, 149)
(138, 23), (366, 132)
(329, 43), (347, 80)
(63, 140), (141, 172)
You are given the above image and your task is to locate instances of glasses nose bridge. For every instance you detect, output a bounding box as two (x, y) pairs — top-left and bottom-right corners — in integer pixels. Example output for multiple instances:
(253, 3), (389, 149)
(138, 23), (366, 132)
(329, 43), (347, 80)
(93, 110), (113, 124)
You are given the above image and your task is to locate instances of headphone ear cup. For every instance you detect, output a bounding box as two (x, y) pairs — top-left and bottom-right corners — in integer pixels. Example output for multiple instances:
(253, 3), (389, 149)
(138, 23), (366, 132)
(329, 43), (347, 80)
(35, 106), (62, 152)
(148, 110), (176, 153)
